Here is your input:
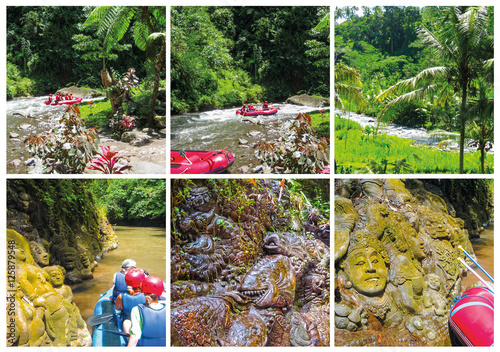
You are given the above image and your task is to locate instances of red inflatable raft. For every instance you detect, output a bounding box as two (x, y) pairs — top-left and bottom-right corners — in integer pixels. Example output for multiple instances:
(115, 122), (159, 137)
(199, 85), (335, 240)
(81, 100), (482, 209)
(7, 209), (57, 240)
(44, 97), (83, 105)
(236, 108), (278, 116)
(449, 286), (494, 346)
(171, 149), (235, 174)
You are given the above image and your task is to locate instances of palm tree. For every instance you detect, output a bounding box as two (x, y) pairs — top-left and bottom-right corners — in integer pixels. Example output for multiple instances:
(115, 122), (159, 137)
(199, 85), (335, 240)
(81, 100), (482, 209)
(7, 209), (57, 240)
(376, 6), (493, 173)
(334, 62), (364, 110)
(466, 73), (493, 173)
(84, 6), (166, 127)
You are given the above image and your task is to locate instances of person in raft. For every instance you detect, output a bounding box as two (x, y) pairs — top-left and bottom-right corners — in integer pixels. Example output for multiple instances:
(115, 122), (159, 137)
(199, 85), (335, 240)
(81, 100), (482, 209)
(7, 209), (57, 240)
(47, 94), (53, 103)
(127, 275), (166, 347)
(240, 104), (247, 113)
(115, 268), (147, 335)
(112, 259), (136, 302)
(262, 101), (269, 110)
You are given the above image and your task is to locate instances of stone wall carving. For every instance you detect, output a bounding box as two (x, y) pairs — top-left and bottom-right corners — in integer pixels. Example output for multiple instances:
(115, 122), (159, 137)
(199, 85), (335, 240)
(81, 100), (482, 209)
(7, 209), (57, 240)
(334, 179), (482, 346)
(171, 179), (330, 346)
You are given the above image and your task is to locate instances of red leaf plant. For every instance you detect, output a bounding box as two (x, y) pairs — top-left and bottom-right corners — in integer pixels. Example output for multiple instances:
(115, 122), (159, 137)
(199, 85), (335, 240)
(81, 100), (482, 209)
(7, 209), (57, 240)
(87, 146), (132, 174)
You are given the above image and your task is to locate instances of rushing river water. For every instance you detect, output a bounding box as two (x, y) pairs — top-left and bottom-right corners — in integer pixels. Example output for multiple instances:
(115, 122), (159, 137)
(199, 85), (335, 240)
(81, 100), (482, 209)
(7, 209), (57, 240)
(461, 223), (494, 290)
(6, 96), (102, 174)
(171, 103), (329, 172)
(71, 226), (166, 323)
(336, 110), (495, 155)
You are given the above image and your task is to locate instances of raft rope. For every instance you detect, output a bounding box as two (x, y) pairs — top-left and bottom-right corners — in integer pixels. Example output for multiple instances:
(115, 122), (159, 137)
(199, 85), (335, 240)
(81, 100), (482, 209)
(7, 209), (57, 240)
(458, 245), (494, 283)
(457, 257), (494, 292)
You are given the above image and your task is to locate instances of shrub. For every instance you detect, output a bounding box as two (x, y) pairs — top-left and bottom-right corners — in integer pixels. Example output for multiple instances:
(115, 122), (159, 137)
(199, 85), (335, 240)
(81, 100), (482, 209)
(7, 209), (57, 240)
(25, 105), (100, 173)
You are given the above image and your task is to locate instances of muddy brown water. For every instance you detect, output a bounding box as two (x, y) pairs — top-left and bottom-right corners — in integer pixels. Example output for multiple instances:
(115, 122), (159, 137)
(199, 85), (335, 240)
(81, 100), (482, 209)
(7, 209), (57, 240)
(460, 224), (494, 290)
(171, 103), (329, 172)
(71, 226), (166, 324)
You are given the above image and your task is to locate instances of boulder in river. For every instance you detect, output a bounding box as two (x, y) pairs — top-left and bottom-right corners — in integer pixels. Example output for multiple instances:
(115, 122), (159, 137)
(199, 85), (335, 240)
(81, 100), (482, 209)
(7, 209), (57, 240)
(285, 94), (329, 107)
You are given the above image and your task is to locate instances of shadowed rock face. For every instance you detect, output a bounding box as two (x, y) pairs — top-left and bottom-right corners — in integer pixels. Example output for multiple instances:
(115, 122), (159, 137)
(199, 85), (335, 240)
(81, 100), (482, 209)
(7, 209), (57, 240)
(171, 179), (330, 347)
(334, 179), (485, 347)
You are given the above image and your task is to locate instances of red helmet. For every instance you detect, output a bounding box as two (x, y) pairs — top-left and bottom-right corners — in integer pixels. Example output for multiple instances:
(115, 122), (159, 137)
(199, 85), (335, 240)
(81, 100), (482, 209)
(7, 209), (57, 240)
(265, 101), (268, 103)
(125, 268), (145, 288)
(141, 275), (164, 296)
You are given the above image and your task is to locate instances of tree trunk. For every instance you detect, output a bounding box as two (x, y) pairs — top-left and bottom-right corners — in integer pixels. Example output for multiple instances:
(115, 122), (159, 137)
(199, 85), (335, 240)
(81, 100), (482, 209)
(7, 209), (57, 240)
(101, 69), (124, 118)
(147, 39), (166, 128)
(459, 83), (467, 174)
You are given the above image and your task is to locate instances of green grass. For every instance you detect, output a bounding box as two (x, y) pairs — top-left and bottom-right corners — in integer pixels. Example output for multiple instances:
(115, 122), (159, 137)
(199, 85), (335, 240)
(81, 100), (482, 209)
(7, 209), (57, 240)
(309, 109), (330, 139)
(77, 99), (112, 129)
(335, 117), (494, 174)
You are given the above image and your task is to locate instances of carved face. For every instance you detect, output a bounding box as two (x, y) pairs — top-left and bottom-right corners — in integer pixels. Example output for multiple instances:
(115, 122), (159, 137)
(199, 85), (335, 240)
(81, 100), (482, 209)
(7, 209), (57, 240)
(402, 223), (425, 259)
(420, 212), (452, 239)
(47, 268), (65, 287)
(80, 254), (90, 268)
(185, 187), (214, 212)
(382, 226), (409, 253)
(427, 274), (441, 291)
(60, 247), (77, 269)
(238, 255), (295, 308)
(30, 242), (50, 266)
(347, 247), (388, 296)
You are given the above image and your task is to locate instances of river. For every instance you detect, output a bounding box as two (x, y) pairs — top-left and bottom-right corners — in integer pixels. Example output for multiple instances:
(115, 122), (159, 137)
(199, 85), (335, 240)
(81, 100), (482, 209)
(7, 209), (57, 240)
(171, 103), (329, 172)
(6, 96), (101, 174)
(336, 110), (494, 155)
(460, 223), (494, 290)
(71, 226), (166, 323)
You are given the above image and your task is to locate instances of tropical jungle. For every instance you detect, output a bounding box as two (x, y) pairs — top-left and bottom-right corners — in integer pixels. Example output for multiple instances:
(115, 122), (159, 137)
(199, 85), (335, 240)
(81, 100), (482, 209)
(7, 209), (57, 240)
(7, 6), (166, 174)
(170, 6), (330, 174)
(334, 6), (494, 174)
(7, 179), (166, 347)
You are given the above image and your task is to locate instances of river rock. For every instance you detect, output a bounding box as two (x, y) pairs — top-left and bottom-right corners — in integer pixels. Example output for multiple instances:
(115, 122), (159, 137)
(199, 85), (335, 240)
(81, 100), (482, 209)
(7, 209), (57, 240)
(239, 138), (249, 145)
(236, 165), (250, 173)
(9, 132), (20, 138)
(9, 159), (22, 168)
(56, 86), (101, 99)
(19, 124), (31, 130)
(248, 131), (261, 138)
(121, 131), (137, 143)
(285, 94), (329, 107)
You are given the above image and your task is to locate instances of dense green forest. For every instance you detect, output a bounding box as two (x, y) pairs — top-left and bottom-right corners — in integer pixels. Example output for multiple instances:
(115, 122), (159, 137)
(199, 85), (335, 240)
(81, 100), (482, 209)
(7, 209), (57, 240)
(91, 179), (166, 226)
(16, 179), (166, 226)
(171, 6), (330, 113)
(7, 6), (166, 117)
(335, 6), (494, 174)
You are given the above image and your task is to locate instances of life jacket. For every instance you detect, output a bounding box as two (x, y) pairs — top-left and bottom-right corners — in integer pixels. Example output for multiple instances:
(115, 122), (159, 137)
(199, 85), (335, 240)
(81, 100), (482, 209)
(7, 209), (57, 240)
(112, 271), (128, 302)
(122, 292), (146, 319)
(137, 303), (166, 346)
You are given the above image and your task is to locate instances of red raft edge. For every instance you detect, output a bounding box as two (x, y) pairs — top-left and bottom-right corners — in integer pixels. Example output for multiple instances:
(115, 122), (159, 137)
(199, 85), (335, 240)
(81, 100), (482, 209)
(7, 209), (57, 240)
(44, 97), (83, 105)
(236, 108), (278, 116)
(449, 286), (494, 347)
(170, 150), (235, 174)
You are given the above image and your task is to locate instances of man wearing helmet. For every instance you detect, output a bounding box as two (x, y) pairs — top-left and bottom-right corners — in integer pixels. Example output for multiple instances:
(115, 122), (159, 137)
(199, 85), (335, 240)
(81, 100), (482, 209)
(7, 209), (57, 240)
(262, 101), (269, 110)
(127, 275), (166, 347)
(115, 268), (146, 335)
(112, 259), (136, 303)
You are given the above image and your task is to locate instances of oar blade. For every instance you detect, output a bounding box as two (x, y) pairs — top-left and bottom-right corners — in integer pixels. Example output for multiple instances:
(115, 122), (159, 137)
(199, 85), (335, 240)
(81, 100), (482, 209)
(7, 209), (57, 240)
(88, 314), (115, 327)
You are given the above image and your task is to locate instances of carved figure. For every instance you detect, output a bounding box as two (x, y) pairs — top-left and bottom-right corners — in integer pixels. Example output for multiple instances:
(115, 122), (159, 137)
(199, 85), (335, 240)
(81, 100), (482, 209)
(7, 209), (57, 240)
(422, 274), (448, 316)
(29, 241), (50, 267)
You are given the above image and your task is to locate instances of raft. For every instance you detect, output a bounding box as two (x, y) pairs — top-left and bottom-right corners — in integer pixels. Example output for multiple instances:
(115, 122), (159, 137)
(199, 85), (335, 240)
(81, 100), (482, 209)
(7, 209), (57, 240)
(236, 108), (278, 116)
(44, 97), (83, 105)
(92, 288), (128, 347)
(171, 149), (235, 174)
(449, 286), (494, 346)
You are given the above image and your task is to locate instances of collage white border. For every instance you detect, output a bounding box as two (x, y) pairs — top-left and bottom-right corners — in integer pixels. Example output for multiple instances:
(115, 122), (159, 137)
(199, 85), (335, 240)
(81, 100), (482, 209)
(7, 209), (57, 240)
(1, 0), (498, 350)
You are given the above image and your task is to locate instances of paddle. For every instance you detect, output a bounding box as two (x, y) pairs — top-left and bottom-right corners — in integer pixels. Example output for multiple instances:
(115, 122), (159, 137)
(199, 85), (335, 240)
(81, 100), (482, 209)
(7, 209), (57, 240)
(179, 149), (192, 164)
(87, 314), (115, 327)
(94, 327), (130, 337)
